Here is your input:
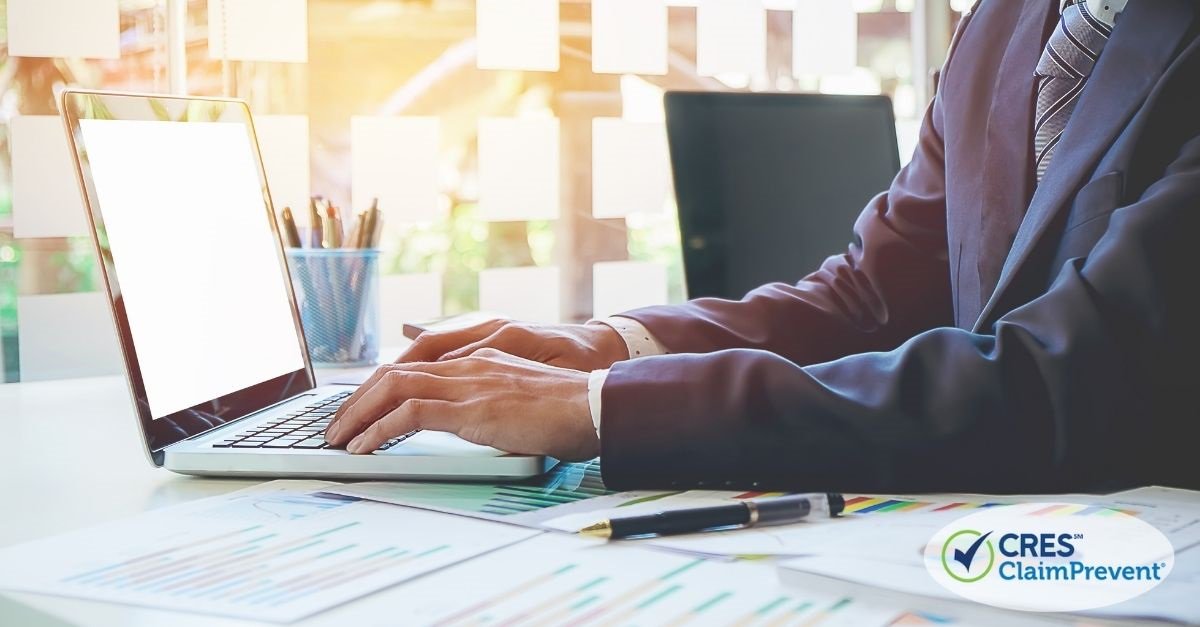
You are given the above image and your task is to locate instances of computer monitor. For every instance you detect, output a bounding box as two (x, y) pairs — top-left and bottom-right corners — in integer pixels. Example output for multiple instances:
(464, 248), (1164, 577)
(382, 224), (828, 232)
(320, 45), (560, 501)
(665, 92), (902, 300)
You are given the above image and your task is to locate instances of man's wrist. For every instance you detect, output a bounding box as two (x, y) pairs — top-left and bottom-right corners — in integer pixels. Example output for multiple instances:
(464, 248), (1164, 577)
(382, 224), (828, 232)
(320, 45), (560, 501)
(591, 317), (670, 359)
(586, 321), (630, 365)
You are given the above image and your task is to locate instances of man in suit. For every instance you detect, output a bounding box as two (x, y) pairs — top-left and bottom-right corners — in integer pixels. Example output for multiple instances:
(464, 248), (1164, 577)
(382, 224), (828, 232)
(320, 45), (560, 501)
(327, 0), (1200, 492)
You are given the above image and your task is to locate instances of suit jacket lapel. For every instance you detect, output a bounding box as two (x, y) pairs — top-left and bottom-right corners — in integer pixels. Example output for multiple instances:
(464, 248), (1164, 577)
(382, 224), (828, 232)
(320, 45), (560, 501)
(972, 0), (1195, 333)
(960, 0), (1055, 328)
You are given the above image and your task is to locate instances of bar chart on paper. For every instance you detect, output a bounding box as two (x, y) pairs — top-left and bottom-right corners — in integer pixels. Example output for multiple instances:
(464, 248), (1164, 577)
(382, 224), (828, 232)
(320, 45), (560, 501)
(325, 460), (681, 527)
(0, 481), (539, 623)
(840, 496), (1007, 515)
(695, 492), (1006, 517)
(394, 535), (910, 627)
(334, 460), (613, 518)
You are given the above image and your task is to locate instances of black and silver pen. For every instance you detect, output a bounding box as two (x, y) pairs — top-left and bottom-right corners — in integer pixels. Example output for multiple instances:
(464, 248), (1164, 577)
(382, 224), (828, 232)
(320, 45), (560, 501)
(578, 493), (844, 539)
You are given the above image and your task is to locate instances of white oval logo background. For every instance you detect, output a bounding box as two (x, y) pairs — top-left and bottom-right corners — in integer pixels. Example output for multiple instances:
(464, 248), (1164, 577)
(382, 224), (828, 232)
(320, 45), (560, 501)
(924, 503), (1174, 613)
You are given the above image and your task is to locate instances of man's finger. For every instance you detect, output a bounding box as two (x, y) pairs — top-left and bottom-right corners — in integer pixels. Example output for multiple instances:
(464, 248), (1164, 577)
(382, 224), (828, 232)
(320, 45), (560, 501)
(329, 363), (399, 427)
(396, 319), (506, 363)
(439, 324), (535, 362)
(327, 369), (456, 445)
(438, 332), (507, 362)
(468, 346), (528, 364)
(347, 398), (473, 454)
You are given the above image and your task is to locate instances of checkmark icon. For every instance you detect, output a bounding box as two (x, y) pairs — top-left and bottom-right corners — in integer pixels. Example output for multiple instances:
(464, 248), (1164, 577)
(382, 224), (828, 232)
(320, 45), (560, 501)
(952, 531), (993, 572)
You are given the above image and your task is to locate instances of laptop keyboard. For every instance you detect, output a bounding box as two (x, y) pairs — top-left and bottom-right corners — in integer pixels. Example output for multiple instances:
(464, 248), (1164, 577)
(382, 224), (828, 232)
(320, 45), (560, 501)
(211, 391), (415, 451)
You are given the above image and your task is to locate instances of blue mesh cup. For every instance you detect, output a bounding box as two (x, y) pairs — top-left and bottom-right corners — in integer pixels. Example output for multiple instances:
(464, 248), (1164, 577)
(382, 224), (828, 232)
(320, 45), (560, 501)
(285, 248), (380, 367)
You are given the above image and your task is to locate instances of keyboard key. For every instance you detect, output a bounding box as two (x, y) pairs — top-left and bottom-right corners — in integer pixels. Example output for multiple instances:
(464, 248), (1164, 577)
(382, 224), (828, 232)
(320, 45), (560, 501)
(219, 393), (354, 449)
(376, 430), (419, 451)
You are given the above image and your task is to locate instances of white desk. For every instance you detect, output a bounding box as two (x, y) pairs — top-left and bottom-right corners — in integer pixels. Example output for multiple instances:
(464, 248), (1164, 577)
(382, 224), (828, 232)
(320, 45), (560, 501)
(0, 373), (1152, 627)
(0, 368), (450, 627)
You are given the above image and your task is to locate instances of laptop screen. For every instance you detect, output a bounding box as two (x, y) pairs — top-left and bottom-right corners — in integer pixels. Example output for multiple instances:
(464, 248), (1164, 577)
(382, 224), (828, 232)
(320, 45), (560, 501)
(61, 92), (313, 460)
(79, 118), (305, 419)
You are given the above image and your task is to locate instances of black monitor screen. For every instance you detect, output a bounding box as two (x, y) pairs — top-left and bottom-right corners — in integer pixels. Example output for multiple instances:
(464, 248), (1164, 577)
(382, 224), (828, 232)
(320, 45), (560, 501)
(665, 92), (902, 300)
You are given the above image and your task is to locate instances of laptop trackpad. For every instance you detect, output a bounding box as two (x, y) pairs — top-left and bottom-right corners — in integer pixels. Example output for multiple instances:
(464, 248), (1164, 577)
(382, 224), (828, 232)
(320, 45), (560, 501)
(379, 430), (506, 457)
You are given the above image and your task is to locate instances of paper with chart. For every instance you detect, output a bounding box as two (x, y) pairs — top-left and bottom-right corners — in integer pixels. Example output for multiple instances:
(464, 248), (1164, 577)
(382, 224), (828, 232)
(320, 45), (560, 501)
(638, 492), (1200, 559)
(780, 543), (1200, 625)
(378, 533), (946, 627)
(321, 460), (680, 527)
(0, 480), (540, 623)
(777, 488), (1200, 624)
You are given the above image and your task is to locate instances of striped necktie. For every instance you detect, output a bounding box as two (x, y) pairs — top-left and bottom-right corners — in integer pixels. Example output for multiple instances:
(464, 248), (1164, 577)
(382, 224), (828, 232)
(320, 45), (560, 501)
(1033, 0), (1112, 183)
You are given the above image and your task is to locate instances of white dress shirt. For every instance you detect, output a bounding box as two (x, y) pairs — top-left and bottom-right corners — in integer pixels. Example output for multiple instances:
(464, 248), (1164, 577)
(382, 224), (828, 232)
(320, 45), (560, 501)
(1072, 0), (1128, 27)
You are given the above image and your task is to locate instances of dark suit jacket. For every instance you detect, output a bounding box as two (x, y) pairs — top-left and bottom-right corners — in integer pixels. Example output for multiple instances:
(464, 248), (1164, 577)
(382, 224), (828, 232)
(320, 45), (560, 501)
(600, 0), (1200, 493)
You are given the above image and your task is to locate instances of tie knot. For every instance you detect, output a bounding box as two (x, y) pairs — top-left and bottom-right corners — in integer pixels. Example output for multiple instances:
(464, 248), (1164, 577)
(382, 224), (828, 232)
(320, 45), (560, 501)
(1035, 1), (1112, 79)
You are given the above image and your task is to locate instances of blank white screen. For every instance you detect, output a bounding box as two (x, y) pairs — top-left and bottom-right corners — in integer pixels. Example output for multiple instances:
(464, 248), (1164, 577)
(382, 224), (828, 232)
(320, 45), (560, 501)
(80, 119), (305, 419)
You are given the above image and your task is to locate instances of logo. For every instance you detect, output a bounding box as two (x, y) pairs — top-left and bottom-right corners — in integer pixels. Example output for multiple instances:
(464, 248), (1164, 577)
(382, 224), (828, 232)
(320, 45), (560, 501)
(925, 503), (1174, 612)
(941, 529), (995, 582)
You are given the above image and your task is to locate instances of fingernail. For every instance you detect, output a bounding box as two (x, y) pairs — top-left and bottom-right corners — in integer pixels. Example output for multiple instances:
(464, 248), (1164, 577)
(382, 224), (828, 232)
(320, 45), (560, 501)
(347, 435), (366, 454)
(325, 422), (341, 442)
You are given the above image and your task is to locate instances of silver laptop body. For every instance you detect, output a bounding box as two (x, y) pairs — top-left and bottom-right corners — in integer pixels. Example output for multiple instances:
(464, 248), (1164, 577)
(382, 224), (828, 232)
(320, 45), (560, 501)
(61, 89), (548, 480)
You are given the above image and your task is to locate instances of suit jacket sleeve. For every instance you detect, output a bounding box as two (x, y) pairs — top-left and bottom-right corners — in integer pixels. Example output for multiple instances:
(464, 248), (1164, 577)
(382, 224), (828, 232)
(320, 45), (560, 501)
(601, 122), (1200, 493)
(616, 15), (972, 366)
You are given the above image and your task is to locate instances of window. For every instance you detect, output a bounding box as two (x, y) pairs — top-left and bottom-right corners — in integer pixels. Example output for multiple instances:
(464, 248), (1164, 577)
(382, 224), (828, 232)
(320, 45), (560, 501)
(0, 0), (962, 382)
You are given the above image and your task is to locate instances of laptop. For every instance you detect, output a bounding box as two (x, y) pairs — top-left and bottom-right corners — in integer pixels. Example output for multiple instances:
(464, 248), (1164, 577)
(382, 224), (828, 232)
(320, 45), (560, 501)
(665, 92), (900, 301)
(59, 89), (550, 480)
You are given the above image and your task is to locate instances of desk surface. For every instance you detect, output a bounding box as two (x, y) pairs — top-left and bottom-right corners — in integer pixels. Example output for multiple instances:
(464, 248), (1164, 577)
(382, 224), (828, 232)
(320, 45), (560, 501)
(0, 369), (1154, 627)
(0, 366), (431, 627)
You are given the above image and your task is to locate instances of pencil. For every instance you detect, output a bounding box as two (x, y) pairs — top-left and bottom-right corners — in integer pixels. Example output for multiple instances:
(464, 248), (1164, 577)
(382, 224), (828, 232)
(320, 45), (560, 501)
(280, 206), (302, 248)
(308, 197), (324, 248)
(347, 211), (366, 250)
(324, 205), (343, 248)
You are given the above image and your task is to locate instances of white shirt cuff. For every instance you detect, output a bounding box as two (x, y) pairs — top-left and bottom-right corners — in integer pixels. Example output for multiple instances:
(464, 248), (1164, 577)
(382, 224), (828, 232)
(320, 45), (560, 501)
(587, 368), (609, 439)
(592, 316), (670, 359)
(585, 318), (668, 437)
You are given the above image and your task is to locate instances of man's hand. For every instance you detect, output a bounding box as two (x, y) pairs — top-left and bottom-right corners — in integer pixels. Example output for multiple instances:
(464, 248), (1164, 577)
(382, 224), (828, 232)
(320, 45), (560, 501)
(324, 349), (600, 461)
(397, 318), (628, 371)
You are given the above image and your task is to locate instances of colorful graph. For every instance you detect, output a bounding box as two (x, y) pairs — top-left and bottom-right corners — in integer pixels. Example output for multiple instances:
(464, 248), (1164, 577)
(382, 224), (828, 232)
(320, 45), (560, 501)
(327, 461), (616, 521)
(841, 497), (1139, 517)
(478, 460), (611, 516)
(0, 484), (540, 623)
(429, 554), (867, 627)
(731, 493), (1008, 517)
(1027, 503), (1139, 516)
(889, 610), (957, 625)
(201, 490), (359, 521)
(842, 496), (1006, 515)
(60, 521), (448, 606)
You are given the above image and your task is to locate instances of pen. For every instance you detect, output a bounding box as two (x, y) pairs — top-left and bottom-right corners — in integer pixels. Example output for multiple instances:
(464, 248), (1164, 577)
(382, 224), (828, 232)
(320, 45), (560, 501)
(579, 493), (844, 539)
(279, 206), (302, 248)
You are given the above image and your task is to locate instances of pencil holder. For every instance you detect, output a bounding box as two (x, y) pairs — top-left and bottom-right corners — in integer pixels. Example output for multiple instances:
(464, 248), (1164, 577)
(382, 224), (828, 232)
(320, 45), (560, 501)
(285, 248), (380, 367)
